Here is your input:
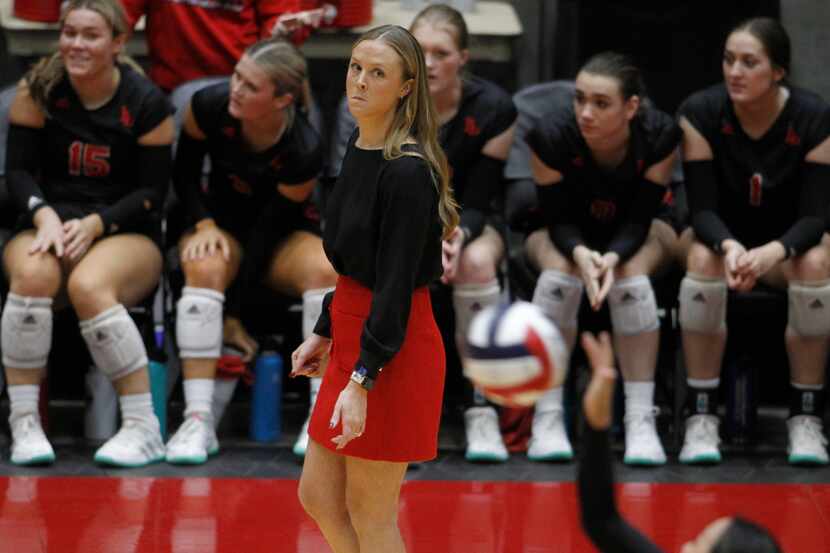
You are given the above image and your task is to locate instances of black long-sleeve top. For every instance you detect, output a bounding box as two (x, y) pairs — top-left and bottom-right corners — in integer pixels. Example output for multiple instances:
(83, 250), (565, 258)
(526, 104), (681, 262)
(6, 64), (173, 234)
(679, 84), (830, 255)
(579, 424), (664, 553)
(314, 134), (443, 380)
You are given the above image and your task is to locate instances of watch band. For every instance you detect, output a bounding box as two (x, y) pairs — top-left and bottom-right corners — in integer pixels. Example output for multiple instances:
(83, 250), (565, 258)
(350, 365), (375, 391)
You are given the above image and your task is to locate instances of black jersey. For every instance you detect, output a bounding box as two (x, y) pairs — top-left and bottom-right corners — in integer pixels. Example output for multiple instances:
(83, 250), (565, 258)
(442, 76), (516, 236)
(316, 132), (443, 375)
(38, 63), (172, 233)
(679, 84), (830, 250)
(526, 103), (681, 257)
(186, 81), (324, 238)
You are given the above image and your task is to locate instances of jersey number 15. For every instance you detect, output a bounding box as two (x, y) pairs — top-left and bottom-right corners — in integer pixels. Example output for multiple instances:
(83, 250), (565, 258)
(68, 141), (111, 177)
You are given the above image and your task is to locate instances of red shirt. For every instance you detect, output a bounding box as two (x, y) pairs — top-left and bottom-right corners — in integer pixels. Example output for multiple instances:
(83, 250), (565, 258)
(121, 0), (306, 91)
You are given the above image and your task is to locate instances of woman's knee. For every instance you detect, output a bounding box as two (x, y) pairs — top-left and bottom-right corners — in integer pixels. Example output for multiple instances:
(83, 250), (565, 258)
(298, 477), (344, 522)
(7, 256), (62, 297)
(66, 271), (116, 313)
(456, 244), (499, 283)
(182, 255), (232, 290)
(685, 241), (724, 278)
(302, 255), (337, 290)
(788, 244), (830, 282)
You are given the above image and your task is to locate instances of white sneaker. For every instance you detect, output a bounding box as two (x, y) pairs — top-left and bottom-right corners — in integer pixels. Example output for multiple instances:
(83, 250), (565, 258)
(679, 414), (721, 464)
(623, 407), (666, 466)
(10, 413), (55, 466)
(293, 412), (312, 458)
(464, 406), (509, 462)
(94, 419), (165, 467)
(787, 415), (829, 465)
(165, 413), (219, 465)
(527, 408), (572, 462)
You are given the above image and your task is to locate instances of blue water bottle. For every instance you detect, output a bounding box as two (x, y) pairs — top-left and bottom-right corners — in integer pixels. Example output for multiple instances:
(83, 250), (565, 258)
(250, 348), (282, 442)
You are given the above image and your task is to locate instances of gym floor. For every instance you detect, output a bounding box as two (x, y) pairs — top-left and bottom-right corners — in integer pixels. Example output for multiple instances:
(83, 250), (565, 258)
(1, 402), (828, 552)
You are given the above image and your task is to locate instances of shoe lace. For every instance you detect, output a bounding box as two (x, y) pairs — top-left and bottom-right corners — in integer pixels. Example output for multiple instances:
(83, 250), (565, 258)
(470, 411), (501, 444)
(533, 408), (564, 436)
(792, 417), (828, 447)
(171, 415), (209, 446)
(11, 413), (41, 440)
(624, 407), (660, 438)
(688, 416), (720, 446)
(113, 420), (155, 448)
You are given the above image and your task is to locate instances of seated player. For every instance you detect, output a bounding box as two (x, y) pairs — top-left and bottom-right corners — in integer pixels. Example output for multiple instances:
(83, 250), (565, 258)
(525, 52), (681, 464)
(677, 17), (830, 465)
(3, 0), (173, 467)
(169, 37), (335, 465)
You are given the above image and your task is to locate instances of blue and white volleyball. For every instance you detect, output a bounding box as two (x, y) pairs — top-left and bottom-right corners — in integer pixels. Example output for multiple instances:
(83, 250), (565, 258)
(462, 301), (569, 407)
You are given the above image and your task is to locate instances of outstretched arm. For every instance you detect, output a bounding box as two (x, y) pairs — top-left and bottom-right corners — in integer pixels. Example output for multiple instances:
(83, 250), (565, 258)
(578, 332), (665, 553)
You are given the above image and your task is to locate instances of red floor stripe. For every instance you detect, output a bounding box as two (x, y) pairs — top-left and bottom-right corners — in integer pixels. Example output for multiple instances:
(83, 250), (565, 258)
(0, 477), (827, 552)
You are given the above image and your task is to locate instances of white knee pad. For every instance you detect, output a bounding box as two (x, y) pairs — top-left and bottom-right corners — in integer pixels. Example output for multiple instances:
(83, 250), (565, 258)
(607, 275), (659, 336)
(176, 287), (224, 358)
(1, 293), (53, 369)
(678, 275), (727, 334)
(532, 270), (583, 330)
(788, 280), (830, 337)
(80, 304), (148, 381)
(302, 287), (335, 340)
(453, 279), (501, 338)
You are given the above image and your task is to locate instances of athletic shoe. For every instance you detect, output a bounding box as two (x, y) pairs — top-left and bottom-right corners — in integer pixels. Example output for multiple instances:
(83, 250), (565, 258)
(464, 406), (509, 462)
(787, 415), (829, 465)
(10, 413), (55, 466)
(165, 413), (219, 465)
(623, 406), (666, 466)
(292, 412), (312, 458)
(527, 407), (573, 461)
(679, 414), (721, 464)
(94, 419), (165, 467)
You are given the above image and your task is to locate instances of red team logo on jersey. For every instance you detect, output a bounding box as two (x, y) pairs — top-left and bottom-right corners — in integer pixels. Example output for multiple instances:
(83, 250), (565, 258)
(721, 121), (735, 135)
(590, 199), (617, 222)
(228, 174), (253, 195)
(222, 126), (237, 138)
(55, 97), (70, 110)
(637, 159), (645, 174)
(120, 106), (134, 128)
(572, 156), (584, 168)
(785, 125), (801, 146)
(749, 173), (763, 206)
(270, 156), (283, 171)
(464, 116), (480, 136)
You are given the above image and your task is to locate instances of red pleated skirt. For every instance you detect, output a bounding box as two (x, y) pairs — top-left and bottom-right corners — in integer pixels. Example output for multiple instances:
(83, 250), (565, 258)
(308, 276), (446, 462)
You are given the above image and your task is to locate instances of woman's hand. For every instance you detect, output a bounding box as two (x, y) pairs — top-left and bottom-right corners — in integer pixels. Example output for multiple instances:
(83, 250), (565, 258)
(62, 214), (103, 261)
(182, 220), (230, 262)
(290, 333), (331, 378)
(223, 316), (259, 363)
(735, 242), (786, 290)
(580, 331), (618, 430)
(594, 252), (620, 309)
(573, 245), (604, 309)
(441, 226), (465, 284)
(722, 239), (751, 291)
(29, 207), (65, 257)
(329, 380), (367, 450)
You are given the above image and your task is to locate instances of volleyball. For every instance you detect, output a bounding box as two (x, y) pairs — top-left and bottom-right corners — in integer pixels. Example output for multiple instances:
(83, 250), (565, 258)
(462, 301), (569, 407)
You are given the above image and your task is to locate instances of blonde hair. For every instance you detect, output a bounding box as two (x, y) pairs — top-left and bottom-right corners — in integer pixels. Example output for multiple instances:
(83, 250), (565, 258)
(25, 0), (142, 110)
(353, 25), (459, 239)
(243, 38), (311, 131)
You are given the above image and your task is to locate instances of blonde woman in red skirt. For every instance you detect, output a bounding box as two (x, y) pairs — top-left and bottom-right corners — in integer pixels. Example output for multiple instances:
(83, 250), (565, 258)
(291, 24), (459, 553)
